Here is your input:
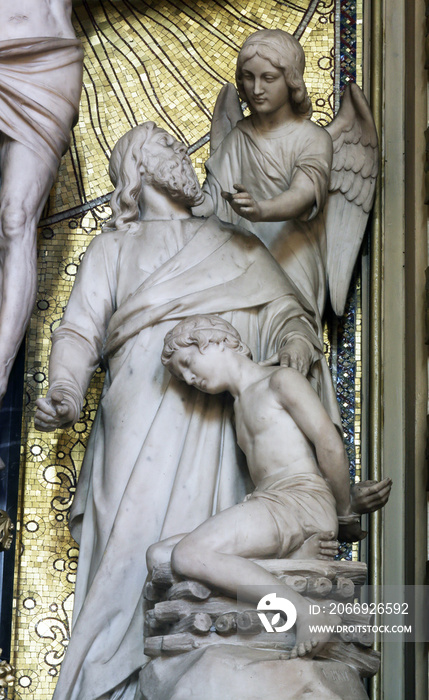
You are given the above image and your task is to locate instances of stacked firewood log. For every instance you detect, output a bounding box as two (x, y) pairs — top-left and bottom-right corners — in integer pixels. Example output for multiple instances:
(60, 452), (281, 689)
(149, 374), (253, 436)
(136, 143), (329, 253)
(144, 559), (380, 680)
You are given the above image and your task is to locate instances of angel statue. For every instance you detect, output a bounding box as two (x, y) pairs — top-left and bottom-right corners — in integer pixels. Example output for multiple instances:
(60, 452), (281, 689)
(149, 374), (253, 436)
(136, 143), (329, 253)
(200, 29), (378, 343)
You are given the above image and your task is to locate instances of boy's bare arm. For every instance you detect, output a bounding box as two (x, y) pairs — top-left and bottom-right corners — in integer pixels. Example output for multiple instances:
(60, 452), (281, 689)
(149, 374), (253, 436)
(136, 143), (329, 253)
(270, 368), (341, 446)
(270, 368), (352, 516)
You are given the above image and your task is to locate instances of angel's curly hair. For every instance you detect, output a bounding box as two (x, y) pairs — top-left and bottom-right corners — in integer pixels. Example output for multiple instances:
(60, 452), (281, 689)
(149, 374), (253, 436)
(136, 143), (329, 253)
(236, 29), (312, 119)
(162, 315), (252, 368)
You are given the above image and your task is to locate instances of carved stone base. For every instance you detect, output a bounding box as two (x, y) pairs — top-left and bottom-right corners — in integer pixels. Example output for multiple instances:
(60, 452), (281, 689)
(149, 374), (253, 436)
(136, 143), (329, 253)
(141, 559), (379, 700)
(140, 649), (369, 700)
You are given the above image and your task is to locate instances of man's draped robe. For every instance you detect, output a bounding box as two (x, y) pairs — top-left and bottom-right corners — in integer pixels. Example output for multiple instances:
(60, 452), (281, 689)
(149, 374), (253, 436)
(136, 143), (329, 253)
(49, 216), (334, 700)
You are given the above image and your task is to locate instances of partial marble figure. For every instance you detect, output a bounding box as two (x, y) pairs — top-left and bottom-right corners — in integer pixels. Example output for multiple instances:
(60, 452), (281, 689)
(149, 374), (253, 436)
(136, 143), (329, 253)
(35, 122), (336, 700)
(0, 651), (14, 700)
(0, 510), (14, 552)
(0, 0), (83, 403)
(201, 29), (378, 334)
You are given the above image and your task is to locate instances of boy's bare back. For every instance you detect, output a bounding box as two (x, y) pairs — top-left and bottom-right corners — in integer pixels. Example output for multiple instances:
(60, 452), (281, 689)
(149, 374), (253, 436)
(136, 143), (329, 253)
(234, 366), (321, 487)
(0, 0), (74, 41)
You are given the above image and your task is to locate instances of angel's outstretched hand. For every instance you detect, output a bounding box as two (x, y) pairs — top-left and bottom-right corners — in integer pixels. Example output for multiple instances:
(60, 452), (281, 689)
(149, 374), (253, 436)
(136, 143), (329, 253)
(35, 390), (76, 432)
(221, 184), (262, 222)
(350, 477), (392, 515)
(259, 337), (313, 376)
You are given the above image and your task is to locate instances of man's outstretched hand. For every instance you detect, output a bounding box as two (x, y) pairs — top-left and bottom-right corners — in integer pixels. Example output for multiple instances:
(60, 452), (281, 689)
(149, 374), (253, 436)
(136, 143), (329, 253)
(35, 390), (76, 432)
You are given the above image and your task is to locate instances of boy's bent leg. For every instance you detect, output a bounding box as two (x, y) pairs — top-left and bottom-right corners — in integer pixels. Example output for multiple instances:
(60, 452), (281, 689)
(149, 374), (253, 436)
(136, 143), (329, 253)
(171, 500), (339, 659)
(171, 498), (288, 592)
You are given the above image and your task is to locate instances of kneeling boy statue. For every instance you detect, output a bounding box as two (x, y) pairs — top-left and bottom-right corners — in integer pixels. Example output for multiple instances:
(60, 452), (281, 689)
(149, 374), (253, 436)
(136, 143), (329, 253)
(154, 314), (390, 659)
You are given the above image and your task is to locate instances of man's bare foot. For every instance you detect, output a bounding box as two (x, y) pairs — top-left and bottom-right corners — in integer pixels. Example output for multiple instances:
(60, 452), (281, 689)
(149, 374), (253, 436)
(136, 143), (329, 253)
(292, 609), (340, 658)
(350, 478), (392, 514)
(337, 514), (367, 542)
(288, 531), (339, 560)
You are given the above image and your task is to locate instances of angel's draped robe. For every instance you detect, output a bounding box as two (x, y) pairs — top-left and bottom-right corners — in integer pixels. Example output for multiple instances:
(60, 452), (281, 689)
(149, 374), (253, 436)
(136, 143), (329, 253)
(49, 215), (327, 700)
(204, 116), (333, 325)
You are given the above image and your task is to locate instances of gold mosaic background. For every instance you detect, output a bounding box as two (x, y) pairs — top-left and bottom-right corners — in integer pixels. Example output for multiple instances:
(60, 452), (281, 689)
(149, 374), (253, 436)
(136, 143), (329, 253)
(9, 1), (362, 697)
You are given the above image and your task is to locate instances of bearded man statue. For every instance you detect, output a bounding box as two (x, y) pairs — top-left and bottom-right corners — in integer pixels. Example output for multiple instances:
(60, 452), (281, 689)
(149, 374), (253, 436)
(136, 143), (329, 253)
(35, 122), (334, 700)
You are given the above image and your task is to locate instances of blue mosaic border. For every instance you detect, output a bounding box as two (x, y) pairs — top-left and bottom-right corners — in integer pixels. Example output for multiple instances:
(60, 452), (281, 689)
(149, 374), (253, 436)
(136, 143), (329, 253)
(340, 0), (358, 87)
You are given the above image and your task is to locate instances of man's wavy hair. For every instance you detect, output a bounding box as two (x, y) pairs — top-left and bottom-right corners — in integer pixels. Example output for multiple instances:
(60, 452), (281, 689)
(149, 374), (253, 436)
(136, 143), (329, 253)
(236, 29), (312, 119)
(104, 122), (202, 233)
(162, 315), (252, 369)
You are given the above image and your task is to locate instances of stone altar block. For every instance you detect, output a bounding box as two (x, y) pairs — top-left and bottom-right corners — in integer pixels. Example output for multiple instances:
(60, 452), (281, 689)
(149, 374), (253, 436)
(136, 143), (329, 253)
(141, 559), (379, 700)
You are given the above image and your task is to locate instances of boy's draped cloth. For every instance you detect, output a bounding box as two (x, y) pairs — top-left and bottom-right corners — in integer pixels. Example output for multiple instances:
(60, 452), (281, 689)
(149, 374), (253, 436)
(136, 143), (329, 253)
(247, 472), (338, 557)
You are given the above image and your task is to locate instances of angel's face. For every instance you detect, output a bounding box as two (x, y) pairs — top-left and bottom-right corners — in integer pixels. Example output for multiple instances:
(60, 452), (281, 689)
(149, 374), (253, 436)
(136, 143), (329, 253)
(241, 55), (290, 120)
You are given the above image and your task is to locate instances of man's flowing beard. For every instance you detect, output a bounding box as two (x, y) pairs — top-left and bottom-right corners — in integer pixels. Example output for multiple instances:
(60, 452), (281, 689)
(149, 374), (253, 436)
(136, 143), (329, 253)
(145, 150), (204, 208)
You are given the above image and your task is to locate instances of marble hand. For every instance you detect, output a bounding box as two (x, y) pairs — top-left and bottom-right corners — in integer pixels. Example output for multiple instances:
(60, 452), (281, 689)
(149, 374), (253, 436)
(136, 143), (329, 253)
(221, 184), (262, 222)
(337, 514), (367, 543)
(259, 337), (312, 376)
(34, 390), (76, 432)
(350, 477), (392, 515)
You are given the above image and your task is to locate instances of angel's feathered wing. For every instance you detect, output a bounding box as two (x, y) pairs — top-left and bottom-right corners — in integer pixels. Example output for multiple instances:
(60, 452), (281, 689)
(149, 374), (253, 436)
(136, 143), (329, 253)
(324, 82), (379, 316)
(210, 82), (243, 155)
